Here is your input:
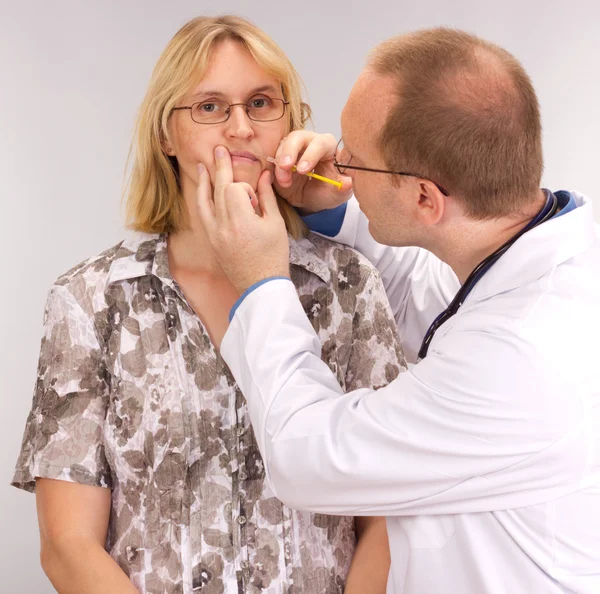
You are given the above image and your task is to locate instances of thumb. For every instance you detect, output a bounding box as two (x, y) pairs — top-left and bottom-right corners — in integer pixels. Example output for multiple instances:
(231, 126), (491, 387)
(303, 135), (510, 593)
(196, 162), (216, 233)
(257, 170), (280, 218)
(339, 174), (353, 195)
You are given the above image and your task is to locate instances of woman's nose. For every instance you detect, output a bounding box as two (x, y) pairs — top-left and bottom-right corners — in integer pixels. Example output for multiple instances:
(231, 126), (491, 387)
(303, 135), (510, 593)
(224, 105), (254, 140)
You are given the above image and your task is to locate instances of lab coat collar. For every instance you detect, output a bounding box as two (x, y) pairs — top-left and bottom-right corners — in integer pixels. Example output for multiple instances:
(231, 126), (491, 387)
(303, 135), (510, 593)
(468, 192), (596, 304)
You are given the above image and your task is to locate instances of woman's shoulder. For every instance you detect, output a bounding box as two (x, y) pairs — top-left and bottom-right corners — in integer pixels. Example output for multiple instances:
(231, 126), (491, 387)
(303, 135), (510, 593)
(290, 232), (381, 288)
(50, 233), (161, 312)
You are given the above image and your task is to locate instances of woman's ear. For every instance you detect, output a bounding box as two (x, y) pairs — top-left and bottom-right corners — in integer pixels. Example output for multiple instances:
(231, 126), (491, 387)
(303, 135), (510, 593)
(161, 140), (175, 156)
(160, 129), (175, 156)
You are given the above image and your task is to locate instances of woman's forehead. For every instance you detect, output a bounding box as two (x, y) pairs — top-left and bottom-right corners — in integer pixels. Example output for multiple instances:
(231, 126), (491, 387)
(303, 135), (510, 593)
(188, 41), (281, 99)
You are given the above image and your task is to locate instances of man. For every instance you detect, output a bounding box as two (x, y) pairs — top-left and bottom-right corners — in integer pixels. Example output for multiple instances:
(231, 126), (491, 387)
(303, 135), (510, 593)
(196, 28), (600, 593)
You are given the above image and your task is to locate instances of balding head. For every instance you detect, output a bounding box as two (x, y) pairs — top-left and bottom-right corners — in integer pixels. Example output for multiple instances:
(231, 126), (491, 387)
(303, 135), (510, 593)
(367, 28), (543, 218)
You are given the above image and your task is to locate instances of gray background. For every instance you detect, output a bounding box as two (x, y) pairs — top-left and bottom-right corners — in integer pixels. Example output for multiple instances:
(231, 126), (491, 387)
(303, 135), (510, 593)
(1, 0), (599, 591)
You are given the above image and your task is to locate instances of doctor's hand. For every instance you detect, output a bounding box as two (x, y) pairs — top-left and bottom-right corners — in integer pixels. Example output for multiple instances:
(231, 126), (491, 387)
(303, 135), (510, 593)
(273, 131), (353, 214)
(197, 146), (291, 296)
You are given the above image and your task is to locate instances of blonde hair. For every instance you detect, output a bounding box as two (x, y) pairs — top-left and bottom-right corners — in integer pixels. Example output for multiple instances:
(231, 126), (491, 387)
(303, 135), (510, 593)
(125, 15), (310, 238)
(369, 28), (543, 218)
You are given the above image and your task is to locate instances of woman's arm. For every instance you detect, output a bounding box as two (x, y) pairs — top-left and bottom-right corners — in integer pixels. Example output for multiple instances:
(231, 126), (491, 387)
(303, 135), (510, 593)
(36, 479), (139, 594)
(344, 517), (390, 594)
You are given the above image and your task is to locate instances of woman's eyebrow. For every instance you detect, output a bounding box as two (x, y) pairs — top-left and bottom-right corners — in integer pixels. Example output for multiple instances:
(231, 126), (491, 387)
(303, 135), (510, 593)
(191, 85), (280, 100)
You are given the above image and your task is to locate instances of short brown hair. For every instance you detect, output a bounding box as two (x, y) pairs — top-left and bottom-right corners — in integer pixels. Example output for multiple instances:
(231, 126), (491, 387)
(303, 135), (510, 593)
(125, 15), (310, 238)
(369, 28), (543, 218)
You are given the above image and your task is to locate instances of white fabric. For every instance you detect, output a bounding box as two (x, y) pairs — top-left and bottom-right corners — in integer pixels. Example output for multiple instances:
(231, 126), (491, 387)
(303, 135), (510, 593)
(221, 192), (600, 593)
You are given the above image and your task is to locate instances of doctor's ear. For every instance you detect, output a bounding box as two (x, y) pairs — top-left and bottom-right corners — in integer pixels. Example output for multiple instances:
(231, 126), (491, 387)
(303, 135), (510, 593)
(417, 180), (446, 226)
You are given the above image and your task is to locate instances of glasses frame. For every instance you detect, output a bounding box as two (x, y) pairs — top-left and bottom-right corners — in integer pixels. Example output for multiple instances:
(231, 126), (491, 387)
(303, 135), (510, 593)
(171, 96), (290, 125)
(333, 140), (450, 196)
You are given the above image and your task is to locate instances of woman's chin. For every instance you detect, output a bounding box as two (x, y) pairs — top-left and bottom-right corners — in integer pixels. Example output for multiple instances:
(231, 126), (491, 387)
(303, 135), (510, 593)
(232, 168), (259, 191)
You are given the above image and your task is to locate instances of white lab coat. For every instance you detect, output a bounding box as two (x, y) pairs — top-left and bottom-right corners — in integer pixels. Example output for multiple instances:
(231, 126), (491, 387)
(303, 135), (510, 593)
(221, 192), (600, 593)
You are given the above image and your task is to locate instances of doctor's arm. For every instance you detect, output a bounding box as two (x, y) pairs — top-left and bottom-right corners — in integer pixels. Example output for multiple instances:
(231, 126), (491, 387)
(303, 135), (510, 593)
(221, 279), (582, 516)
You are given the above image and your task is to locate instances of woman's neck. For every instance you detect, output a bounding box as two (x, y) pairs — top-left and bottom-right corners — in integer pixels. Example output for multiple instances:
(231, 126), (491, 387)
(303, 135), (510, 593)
(167, 201), (224, 275)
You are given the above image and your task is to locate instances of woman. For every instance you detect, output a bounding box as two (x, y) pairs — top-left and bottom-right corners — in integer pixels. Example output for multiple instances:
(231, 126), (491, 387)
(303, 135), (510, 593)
(12, 15), (406, 594)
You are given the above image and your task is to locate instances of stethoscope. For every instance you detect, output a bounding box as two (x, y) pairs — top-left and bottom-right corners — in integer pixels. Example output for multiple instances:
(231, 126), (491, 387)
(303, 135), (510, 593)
(417, 191), (561, 361)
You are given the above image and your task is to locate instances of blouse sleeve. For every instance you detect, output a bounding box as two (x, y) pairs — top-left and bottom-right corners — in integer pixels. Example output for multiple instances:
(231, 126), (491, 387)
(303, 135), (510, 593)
(12, 283), (112, 493)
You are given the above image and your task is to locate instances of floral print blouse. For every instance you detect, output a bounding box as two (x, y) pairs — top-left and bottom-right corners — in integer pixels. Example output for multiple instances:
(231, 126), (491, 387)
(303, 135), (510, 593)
(13, 232), (405, 594)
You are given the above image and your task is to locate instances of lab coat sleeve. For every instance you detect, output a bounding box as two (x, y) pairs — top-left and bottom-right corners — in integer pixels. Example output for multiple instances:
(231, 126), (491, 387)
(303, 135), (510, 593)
(332, 197), (461, 361)
(221, 279), (585, 516)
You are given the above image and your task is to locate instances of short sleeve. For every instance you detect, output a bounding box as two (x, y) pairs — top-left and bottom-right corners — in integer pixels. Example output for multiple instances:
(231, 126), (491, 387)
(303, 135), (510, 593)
(12, 284), (112, 493)
(345, 268), (407, 392)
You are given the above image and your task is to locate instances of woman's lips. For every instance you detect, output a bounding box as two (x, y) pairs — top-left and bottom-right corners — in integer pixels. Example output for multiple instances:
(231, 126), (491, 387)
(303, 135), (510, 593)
(230, 150), (259, 164)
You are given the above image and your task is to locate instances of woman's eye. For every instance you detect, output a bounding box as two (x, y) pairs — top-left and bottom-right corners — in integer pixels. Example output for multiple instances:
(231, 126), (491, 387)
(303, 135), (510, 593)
(200, 103), (218, 112)
(250, 97), (271, 109)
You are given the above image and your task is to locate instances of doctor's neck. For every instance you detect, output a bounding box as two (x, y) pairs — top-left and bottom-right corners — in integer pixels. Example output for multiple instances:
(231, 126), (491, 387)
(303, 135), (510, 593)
(433, 189), (547, 284)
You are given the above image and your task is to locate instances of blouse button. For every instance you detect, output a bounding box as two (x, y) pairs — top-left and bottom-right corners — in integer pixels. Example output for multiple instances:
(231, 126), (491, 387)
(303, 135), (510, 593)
(238, 471), (247, 481)
(241, 561), (250, 570)
(237, 515), (248, 525)
(236, 427), (246, 437)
